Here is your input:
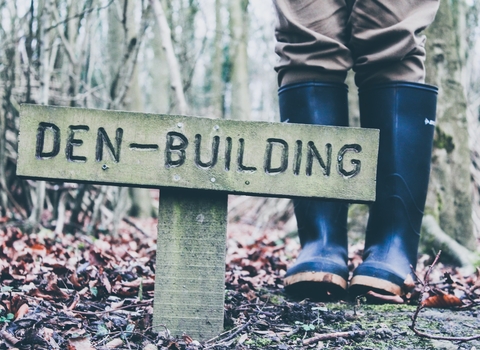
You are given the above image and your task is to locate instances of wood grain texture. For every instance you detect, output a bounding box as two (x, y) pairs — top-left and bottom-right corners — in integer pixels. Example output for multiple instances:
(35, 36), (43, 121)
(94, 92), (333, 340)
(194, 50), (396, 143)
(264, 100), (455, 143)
(153, 189), (227, 340)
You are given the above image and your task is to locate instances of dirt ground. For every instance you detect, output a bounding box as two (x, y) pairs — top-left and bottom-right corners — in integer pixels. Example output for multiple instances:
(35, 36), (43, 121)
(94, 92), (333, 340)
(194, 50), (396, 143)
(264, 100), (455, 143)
(218, 288), (480, 349)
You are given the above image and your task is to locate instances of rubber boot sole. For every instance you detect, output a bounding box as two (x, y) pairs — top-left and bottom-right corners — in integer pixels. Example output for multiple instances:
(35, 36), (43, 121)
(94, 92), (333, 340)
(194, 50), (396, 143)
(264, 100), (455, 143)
(284, 271), (347, 301)
(349, 275), (403, 297)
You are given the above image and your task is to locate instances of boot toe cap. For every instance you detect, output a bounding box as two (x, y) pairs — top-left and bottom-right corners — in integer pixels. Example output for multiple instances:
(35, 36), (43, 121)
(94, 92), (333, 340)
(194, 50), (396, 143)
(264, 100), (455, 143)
(284, 259), (349, 300)
(350, 261), (415, 297)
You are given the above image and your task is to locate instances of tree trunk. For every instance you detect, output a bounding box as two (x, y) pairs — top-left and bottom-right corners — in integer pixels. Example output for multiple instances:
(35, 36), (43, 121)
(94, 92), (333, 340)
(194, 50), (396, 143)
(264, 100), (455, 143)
(423, 0), (475, 248)
(122, 0), (154, 219)
(107, 1), (124, 104)
(148, 16), (170, 114)
(107, 0), (154, 220)
(27, 0), (49, 226)
(150, 0), (189, 115)
(211, 0), (225, 119)
(229, 0), (250, 121)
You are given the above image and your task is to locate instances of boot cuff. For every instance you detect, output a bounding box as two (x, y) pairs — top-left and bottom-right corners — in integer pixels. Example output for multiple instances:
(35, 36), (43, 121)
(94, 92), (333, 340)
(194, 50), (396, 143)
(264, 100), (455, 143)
(358, 81), (438, 95)
(279, 81), (348, 95)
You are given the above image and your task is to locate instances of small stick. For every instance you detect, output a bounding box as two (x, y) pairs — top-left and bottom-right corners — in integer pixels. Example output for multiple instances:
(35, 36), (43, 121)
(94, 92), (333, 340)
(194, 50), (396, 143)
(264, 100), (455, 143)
(423, 250), (442, 288)
(122, 216), (149, 237)
(0, 330), (20, 345)
(303, 330), (367, 346)
(71, 301), (153, 315)
(204, 319), (254, 349)
(410, 326), (480, 342)
(410, 251), (442, 327)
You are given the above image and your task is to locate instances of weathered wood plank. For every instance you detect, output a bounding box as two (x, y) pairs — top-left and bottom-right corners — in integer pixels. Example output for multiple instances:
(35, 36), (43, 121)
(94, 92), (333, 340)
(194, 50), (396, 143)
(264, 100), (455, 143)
(154, 189), (227, 340)
(18, 104), (379, 202)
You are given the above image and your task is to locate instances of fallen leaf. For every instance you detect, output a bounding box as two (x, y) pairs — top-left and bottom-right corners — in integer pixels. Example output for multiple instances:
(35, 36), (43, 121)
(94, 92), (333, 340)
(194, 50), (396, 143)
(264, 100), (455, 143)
(100, 272), (112, 293)
(68, 337), (95, 350)
(12, 240), (27, 252)
(30, 243), (47, 257)
(106, 338), (124, 348)
(0, 330), (19, 345)
(67, 294), (80, 311)
(109, 300), (125, 310)
(237, 333), (249, 345)
(69, 271), (83, 288)
(43, 273), (70, 299)
(42, 327), (54, 341)
(167, 341), (182, 350)
(64, 328), (87, 337)
(421, 290), (464, 308)
(144, 344), (158, 350)
(182, 334), (193, 344)
(14, 303), (29, 320)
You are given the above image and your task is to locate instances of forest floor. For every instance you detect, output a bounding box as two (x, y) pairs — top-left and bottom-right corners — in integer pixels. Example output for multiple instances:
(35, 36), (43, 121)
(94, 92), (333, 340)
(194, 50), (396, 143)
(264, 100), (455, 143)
(0, 196), (480, 349)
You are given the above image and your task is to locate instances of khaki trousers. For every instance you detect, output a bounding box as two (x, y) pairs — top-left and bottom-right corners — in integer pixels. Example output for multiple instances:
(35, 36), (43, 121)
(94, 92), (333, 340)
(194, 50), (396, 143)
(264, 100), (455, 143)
(273, 0), (440, 87)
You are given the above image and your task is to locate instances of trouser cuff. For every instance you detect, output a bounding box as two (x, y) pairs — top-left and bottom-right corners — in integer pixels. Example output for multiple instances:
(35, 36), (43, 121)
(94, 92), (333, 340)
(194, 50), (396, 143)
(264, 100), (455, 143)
(278, 67), (348, 87)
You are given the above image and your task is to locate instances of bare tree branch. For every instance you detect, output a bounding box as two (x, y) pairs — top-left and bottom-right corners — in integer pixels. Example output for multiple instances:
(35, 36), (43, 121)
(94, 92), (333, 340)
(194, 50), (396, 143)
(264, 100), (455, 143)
(149, 0), (189, 115)
(110, 7), (149, 109)
(45, 0), (115, 32)
(49, 0), (77, 66)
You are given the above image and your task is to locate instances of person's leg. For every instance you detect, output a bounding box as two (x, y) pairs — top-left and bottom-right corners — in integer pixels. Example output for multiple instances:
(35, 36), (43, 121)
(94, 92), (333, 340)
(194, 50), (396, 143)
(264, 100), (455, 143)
(351, 82), (437, 297)
(348, 0), (440, 298)
(273, 0), (352, 300)
(279, 82), (350, 300)
(273, 0), (352, 86)
(349, 0), (440, 87)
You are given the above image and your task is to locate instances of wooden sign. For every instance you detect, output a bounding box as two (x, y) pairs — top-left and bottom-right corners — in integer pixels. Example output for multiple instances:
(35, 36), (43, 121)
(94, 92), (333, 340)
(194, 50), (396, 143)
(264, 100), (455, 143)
(18, 104), (379, 201)
(17, 104), (379, 340)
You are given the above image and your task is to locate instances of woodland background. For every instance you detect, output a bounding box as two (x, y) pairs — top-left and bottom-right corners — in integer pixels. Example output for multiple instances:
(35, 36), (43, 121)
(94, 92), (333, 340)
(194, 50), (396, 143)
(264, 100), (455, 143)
(0, 0), (478, 261)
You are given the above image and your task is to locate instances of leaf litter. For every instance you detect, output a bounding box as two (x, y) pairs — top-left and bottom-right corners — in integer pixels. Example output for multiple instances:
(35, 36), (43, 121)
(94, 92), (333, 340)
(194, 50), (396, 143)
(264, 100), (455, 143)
(0, 195), (479, 349)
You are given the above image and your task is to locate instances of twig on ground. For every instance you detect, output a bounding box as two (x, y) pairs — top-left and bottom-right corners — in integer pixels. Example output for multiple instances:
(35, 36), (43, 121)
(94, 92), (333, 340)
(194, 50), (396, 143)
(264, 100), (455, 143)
(0, 330), (20, 345)
(410, 324), (480, 342)
(71, 301), (153, 315)
(205, 293), (272, 347)
(122, 217), (149, 237)
(204, 318), (254, 349)
(302, 330), (368, 346)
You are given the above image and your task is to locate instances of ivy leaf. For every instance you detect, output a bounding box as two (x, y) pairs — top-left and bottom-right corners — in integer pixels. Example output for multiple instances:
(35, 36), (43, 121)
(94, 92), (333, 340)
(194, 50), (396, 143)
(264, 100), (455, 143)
(97, 323), (109, 337)
(1, 286), (13, 293)
(122, 324), (135, 339)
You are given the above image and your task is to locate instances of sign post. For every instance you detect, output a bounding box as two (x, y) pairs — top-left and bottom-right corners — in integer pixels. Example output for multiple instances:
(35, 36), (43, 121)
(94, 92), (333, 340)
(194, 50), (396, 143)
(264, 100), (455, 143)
(17, 104), (379, 340)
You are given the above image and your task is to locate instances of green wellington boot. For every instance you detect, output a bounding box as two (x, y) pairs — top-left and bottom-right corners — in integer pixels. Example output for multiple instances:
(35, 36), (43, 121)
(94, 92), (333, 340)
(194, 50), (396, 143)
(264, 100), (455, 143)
(350, 82), (438, 297)
(279, 81), (349, 300)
